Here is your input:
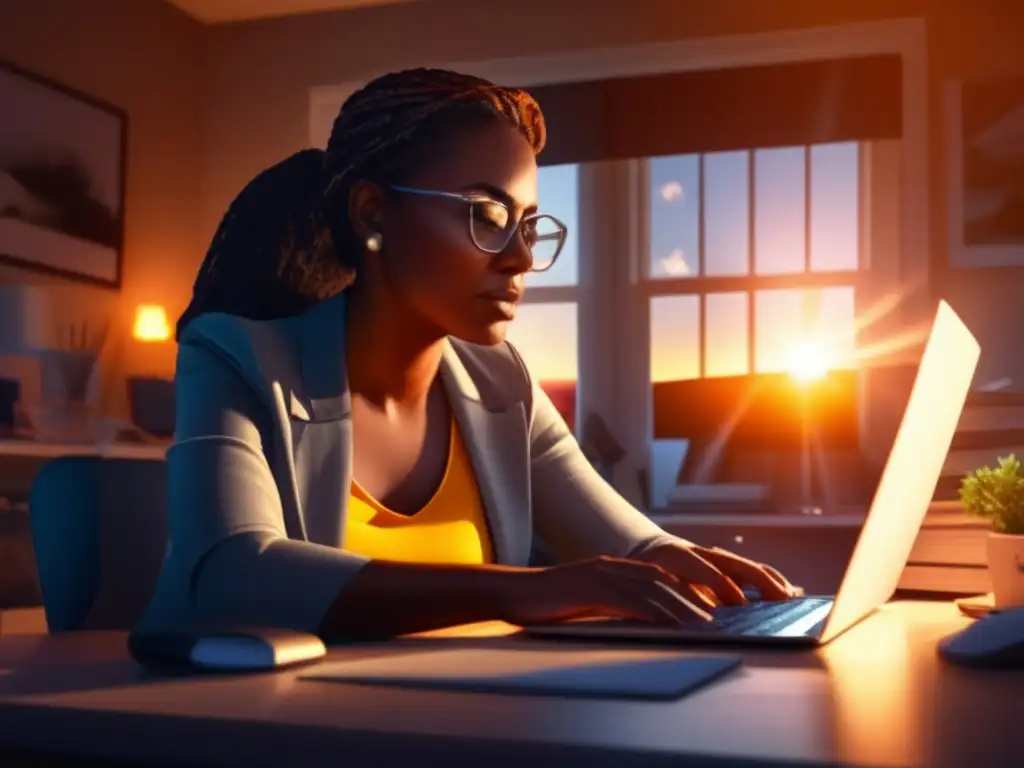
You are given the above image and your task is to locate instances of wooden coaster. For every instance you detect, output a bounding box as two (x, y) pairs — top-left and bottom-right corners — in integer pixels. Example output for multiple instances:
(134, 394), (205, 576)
(955, 593), (997, 619)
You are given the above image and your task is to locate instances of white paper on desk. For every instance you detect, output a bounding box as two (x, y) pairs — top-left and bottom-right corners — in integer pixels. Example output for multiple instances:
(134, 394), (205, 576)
(300, 648), (741, 700)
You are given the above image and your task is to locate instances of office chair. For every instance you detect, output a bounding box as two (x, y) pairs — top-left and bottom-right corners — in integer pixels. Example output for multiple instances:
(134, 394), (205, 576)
(29, 456), (168, 631)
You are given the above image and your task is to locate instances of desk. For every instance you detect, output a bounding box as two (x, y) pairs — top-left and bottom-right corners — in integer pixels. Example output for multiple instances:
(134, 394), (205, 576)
(0, 601), (1019, 767)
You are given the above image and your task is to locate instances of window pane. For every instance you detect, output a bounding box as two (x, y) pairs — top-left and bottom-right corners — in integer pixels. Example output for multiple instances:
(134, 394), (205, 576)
(755, 287), (857, 375)
(649, 155), (699, 278)
(810, 142), (860, 272)
(505, 302), (578, 428)
(705, 292), (749, 377)
(754, 289), (804, 373)
(815, 286), (857, 367)
(754, 146), (806, 275)
(650, 295), (699, 382)
(704, 151), (750, 276)
(528, 164), (579, 287)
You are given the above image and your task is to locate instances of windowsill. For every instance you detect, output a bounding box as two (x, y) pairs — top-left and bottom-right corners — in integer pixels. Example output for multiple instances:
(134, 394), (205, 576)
(649, 501), (988, 530)
(649, 510), (867, 528)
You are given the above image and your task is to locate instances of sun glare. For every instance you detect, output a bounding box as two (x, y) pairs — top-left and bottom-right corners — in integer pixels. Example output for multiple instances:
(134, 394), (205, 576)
(787, 339), (832, 383)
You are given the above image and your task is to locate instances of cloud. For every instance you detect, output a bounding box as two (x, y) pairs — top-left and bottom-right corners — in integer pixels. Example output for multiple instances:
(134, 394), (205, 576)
(659, 249), (692, 276)
(660, 181), (685, 202)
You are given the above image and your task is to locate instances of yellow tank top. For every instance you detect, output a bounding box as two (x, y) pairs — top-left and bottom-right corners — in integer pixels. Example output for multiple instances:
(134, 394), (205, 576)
(345, 417), (494, 565)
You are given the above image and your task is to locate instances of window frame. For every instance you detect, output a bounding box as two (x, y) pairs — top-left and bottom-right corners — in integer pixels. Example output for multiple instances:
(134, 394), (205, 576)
(629, 146), (867, 519)
(519, 162), (597, 435)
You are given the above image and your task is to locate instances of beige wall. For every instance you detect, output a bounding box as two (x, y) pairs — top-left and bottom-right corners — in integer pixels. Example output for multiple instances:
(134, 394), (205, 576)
(0, 0), (205, 414)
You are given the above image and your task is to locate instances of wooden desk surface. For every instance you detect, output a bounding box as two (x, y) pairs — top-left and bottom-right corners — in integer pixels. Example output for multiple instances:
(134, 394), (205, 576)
(0, 601), (1019, 767)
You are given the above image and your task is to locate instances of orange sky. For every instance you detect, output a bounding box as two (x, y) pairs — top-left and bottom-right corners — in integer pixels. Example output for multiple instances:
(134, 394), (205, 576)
(504, 302), (579, 382)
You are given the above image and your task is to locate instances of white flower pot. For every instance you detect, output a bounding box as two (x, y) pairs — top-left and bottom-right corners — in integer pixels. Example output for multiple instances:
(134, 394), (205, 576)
(986, 532), (1024, 609)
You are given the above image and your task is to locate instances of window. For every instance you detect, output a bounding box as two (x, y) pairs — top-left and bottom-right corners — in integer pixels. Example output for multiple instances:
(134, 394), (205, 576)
(642, 143), (863, 505)
(503, 164), (581, 431)
(646, 143), (860, 380)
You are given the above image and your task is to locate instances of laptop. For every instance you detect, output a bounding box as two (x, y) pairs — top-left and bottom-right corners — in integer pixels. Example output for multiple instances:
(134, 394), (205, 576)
(526, 300), (980, 648)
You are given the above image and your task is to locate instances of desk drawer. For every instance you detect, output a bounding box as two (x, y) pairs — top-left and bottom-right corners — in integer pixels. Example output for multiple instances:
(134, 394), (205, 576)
(0, 504), (41, 609)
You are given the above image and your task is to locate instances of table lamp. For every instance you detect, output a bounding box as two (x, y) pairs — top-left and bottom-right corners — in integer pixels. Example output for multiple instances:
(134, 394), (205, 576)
(132, 305), (171, 343)
(127, 304), (175, 439)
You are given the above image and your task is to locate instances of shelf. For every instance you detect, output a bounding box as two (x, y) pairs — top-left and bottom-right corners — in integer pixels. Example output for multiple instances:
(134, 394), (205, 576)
(650, 501), (987, 530)
(650, 510), (867, 528)
(0, 440), (168, 461)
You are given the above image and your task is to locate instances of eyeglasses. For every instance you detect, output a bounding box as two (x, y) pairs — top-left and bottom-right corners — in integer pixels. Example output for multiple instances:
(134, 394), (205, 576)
(390, 185), (568, 273)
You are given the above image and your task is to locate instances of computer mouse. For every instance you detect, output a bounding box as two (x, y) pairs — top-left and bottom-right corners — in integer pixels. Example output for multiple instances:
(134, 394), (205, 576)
(938, 607), (1024, 669)
(129, 626), (326, 672)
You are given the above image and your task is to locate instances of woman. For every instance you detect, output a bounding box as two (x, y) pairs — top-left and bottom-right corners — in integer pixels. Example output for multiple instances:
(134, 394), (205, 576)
(139, 69), (796, 640)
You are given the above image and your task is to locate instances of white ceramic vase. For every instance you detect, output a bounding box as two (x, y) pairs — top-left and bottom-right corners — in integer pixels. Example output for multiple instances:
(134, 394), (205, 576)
(987, 532), (1024, 609)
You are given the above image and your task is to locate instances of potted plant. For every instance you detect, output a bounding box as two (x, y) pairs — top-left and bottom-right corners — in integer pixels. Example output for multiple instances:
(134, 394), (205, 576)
(959, 454), (1024, 608)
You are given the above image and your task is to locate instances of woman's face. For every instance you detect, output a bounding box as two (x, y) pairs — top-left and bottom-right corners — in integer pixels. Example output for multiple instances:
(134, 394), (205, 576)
(359, 120), (539, 346)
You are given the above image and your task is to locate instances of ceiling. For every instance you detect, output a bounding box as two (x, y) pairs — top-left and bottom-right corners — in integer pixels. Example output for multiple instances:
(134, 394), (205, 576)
(164, 0), (419, 24)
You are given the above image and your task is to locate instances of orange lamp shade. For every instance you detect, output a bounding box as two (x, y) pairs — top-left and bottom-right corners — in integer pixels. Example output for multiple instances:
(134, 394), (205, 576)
(132, 305), (171, 343)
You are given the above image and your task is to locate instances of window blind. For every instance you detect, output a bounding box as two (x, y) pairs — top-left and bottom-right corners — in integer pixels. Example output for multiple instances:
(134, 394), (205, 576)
(529, 54), (903, 165)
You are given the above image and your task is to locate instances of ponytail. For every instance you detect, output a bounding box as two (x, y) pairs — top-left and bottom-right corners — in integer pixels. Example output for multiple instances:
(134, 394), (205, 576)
(176, 148), (355, 340)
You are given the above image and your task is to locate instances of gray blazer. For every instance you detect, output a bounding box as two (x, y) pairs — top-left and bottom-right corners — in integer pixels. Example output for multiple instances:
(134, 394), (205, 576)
(137, 293), (676, 633)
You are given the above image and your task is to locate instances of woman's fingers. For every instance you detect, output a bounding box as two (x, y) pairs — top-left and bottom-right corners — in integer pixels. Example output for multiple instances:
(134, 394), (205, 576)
(690, 583), (722, 609)
(567, 546), (800, 628)
(699, 547), (792, 601)
(675, 551), (747, 606)
(593, 559), (712, 623)
(625, 581), (712, 625)
(634, 545), (747, 606)
(652, 581), (714, 622)
(761, 564), (803, 596)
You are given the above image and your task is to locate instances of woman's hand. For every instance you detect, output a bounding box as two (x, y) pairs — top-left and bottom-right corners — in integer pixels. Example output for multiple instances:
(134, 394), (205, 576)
(633, 541), (800, 610)
(500, 556), (714, 628)
(321, 544), (797, 641)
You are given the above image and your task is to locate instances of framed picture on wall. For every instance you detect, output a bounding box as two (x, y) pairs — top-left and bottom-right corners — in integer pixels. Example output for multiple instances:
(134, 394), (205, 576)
(948, 76), (1024, 268)
(0, 59), (126, 288)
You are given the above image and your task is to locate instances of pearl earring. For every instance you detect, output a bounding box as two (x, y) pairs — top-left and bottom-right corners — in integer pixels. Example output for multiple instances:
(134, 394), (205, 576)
(365, 233), (382, 253)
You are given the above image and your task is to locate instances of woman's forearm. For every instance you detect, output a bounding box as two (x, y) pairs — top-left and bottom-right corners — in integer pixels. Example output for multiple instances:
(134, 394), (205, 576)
(317, 560), (531, 640)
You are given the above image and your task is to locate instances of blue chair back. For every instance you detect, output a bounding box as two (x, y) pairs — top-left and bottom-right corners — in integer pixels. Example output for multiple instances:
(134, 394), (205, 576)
(29, 456), (168, 631)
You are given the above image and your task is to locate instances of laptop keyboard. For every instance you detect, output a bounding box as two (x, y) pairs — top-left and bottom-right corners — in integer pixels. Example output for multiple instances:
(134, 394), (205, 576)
(549, 597), (835, 639)
(702, 597), (834, 637)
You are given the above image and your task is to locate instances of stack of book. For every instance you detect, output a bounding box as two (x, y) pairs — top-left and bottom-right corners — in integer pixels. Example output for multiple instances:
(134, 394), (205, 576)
(901, 501), (991, 595)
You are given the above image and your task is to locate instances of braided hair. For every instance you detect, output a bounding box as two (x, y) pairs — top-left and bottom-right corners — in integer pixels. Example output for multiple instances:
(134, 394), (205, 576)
(176, 68), (546, 340)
